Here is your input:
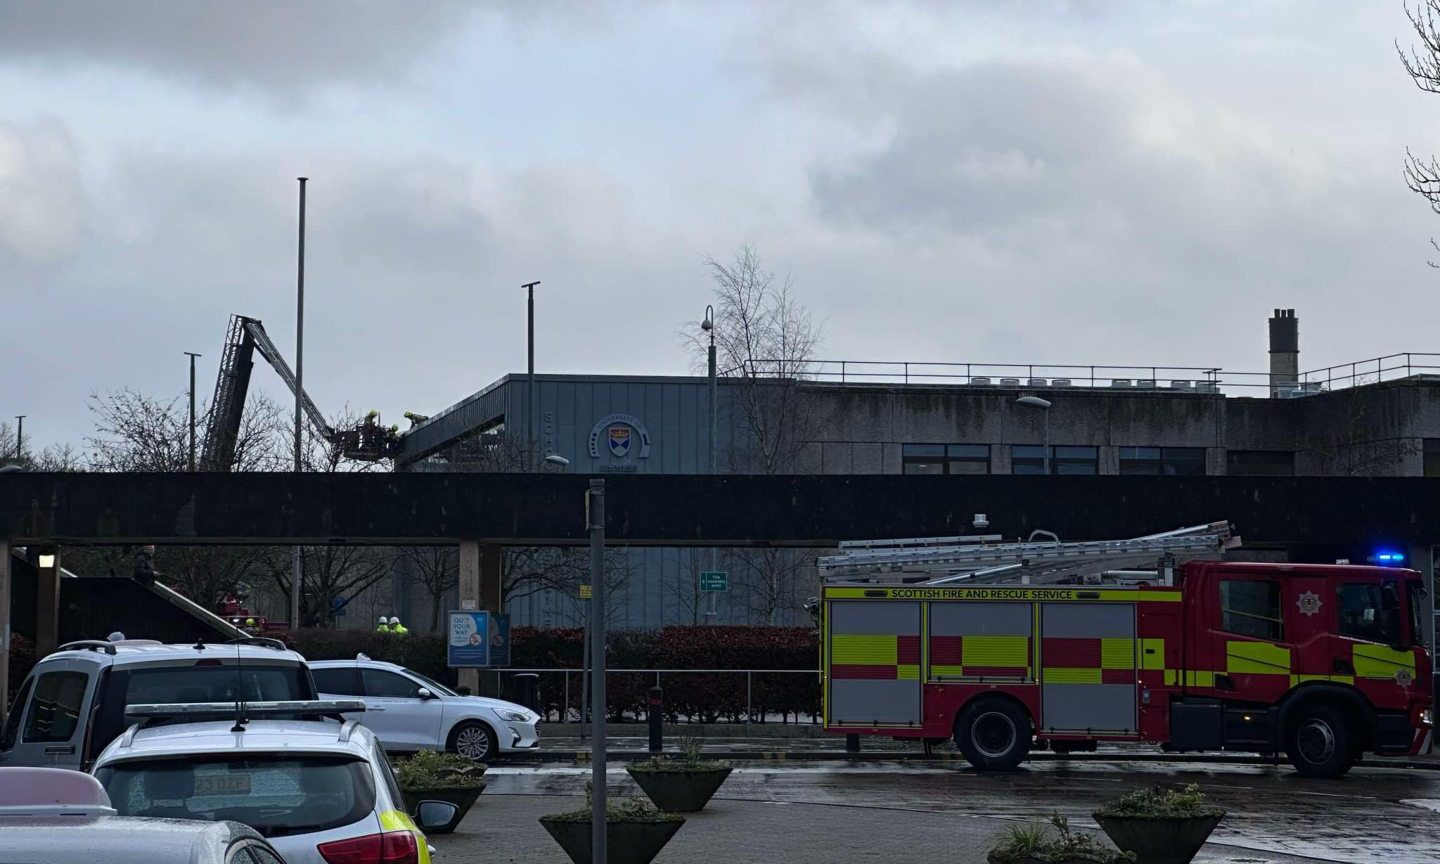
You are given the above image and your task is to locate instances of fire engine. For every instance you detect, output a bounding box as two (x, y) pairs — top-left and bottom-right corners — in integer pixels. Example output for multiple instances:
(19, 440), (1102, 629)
(818, 522), (1432, 778)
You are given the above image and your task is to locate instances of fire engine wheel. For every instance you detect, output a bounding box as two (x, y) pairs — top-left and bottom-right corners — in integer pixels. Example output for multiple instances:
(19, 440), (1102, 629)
(1285, 704), (1353, 779)
(956, 698), (1031, 771)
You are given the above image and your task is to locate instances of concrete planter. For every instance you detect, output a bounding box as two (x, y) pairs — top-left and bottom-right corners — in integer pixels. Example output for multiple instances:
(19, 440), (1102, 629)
(1093, 814), (1223, 864)
(626, 766), (732, 812)
(987, 857), (1106, 864)
(399, 785), (485, 835)
(539, 816), (685, 864)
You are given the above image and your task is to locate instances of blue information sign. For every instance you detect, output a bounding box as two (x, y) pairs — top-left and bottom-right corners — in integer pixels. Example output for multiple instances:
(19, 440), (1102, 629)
(447, 611), (490, 668)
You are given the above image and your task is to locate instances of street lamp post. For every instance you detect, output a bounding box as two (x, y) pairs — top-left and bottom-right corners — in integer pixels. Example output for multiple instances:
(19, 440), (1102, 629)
(1015, 395), (1052, 474)
(185, 352), (202, 471)
(13, 415), (23, 463)
(523, 281), (541, 471)
(702, 306), (718, 620)
(292, 177), (307, 630)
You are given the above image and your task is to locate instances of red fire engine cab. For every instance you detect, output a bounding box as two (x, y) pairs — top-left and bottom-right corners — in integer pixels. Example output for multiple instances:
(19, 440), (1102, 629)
(819, 524), (1432, 778)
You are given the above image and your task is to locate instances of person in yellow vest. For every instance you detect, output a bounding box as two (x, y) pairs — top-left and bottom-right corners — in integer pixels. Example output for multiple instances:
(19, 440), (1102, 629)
(377, 615), (392, 633)
(388, 616), (408, 636)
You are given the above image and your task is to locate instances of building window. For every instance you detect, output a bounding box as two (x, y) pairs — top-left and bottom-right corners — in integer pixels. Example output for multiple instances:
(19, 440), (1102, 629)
(1220, 580), (1283, 642)
(1426, 440), (1440, 478)
(1012, 445), (1097, 475)
(1227, 450), (1295, 477)
(1120, 447), (1206, 476)
(903, 444), (990, 475)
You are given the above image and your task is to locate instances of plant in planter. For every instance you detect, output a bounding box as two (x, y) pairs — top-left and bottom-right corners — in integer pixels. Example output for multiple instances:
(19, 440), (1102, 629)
(625, 736), (733, 813)
(392, 749), (487, 835)
(987, 815), (1134, 864)
(1093, 784), (1226, 864)
(540, 784), (685, 864)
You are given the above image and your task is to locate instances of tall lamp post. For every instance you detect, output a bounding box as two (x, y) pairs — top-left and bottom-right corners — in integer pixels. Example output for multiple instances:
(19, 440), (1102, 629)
(13, 415), (23, 463)
(701, 306), (717, 619)
(523, 281), (541, 471)
(292, 176), (307, 630)
(184, 352), (202, 471)
(1015, 395), (1052, 474)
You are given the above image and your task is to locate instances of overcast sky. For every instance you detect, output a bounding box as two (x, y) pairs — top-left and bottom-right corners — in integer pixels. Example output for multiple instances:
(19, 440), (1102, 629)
(5, 1), (1440, 451)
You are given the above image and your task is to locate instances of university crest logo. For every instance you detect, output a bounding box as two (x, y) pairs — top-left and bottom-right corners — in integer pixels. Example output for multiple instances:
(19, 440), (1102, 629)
(608, 425), (633, 457)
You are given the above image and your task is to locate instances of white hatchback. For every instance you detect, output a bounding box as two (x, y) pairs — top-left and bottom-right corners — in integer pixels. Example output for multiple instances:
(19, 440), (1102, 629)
(91, 705), (452, 864)
(310, 656), (540, 762)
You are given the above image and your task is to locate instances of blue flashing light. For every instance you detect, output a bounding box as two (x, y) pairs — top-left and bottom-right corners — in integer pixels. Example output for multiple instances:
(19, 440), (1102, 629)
(1370, 549), (1407, 566)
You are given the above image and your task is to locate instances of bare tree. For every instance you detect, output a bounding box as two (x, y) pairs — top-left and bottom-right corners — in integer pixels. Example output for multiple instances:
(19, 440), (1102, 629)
(735, 547), (817, 626)
(397, 546), (459, 631)
(1400, 2), (1440, 264)
(680, 245), (826, 620)
(503, 546), (632, 624)
(86, 389), (286, 472)
(0, 422), (86, 471)
(685, 243), (825, 474)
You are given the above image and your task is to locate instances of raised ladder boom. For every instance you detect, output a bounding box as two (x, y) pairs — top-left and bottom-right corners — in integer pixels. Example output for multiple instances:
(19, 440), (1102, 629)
(819, 521), (1238, 586)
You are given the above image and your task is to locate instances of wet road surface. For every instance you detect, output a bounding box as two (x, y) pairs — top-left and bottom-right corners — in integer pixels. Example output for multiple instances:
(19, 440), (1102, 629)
(431, 758), (1440, 862)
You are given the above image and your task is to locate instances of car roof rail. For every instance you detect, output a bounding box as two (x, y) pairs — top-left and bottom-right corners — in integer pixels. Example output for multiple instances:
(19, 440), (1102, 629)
(338, 718), (359, 744)
(55, 639), (117, 656)
(125, 700), (366, 727)
(223, 637), (288, 651)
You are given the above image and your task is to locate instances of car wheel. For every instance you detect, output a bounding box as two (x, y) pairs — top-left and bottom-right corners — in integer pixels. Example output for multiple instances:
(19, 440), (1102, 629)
(1285, 703), (1352, 779)
(955, 697), (1031, 771)
(449, 721), (497, 763)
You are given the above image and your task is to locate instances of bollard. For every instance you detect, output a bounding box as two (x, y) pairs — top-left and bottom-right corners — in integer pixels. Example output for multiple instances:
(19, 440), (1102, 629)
(647, 686), (664, 754)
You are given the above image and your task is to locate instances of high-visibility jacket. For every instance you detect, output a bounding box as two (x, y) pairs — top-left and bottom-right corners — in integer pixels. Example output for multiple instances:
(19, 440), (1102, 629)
(377, 623), (392, 633)
(391, 624), (409, 636)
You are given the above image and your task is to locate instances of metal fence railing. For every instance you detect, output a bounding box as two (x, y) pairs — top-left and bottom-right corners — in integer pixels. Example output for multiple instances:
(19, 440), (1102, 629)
(483, 667), (821, 725)
(732, 353), (1440, 399)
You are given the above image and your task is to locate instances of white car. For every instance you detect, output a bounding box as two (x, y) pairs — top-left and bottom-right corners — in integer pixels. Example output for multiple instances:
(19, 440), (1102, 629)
(309, 656), (540, 762)
(91, 702), (453, 864)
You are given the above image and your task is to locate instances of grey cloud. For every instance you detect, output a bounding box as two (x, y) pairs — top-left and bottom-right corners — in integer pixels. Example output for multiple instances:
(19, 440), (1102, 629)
(0, 118), (89, 272)
(0, 1), (477, 90)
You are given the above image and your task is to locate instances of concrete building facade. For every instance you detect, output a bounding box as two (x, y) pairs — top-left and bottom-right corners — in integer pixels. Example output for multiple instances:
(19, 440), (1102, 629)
(390, 311), (1440, 629)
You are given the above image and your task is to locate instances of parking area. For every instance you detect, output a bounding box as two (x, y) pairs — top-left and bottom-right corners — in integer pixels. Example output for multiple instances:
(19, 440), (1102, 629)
(433, 759), (1440, 863)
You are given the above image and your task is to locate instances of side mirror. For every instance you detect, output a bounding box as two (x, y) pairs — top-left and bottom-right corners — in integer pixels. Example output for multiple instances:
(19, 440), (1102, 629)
(416, 687), (436, 700)
(415, 800), (459, 831)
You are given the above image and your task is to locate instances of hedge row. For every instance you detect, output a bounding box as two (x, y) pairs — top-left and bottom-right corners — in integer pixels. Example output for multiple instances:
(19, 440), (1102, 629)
(285, 626), (821, 723)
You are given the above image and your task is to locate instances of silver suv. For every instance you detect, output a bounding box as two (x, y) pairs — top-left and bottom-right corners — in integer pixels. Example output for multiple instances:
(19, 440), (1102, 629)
(0, 637), (315, 770)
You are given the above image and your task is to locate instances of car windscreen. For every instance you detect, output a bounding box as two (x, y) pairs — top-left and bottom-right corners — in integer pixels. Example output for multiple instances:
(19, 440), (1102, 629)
(402, 668), (458, 698)
(95, 755), (374, 838)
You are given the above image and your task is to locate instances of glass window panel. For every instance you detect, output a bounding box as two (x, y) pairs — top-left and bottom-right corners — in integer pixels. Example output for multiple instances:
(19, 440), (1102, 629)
(23, 671), (87, 743)
(946, 444), (989, 459)
(1220, 580), (1283, 641)
(1161, 448), (1206, 476)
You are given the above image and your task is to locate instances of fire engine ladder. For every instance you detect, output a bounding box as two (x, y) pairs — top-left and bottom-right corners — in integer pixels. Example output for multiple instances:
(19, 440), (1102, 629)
(818, 521), (1238, 586)
(199, 315), (336, 472)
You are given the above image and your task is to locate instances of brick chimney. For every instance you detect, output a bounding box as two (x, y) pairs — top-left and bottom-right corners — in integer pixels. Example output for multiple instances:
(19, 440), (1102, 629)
(1269, 309), (1298, 398)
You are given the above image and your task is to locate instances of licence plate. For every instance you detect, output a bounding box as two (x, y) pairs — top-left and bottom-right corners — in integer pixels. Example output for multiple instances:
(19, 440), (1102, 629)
(194, 774), (252, 795)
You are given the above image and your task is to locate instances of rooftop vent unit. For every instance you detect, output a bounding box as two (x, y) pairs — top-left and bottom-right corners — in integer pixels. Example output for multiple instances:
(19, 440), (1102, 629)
(970, 377), (992, 386)
(1197, 380), (1220, 393)
(999, 377), (1021, 387)
(1111, 379), (1133, 388)
(1051, 379), (1072, 387)
(1170, 380), (1194, 390)
(1027, 378), (1047, 387)
(1137, 379), (1157, 389)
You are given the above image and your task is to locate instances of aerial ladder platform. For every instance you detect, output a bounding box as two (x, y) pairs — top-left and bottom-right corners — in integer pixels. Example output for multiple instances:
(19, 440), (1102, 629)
(818, 521), (1239, 587)
(199, 314), (399, 471)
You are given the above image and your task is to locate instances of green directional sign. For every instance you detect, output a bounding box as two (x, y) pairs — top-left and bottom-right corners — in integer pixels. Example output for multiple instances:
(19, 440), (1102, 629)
(699, 570), (728, 592)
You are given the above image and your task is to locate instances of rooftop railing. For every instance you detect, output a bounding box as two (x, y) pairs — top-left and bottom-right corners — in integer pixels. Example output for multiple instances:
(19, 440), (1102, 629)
(733, 353), (1440, 398)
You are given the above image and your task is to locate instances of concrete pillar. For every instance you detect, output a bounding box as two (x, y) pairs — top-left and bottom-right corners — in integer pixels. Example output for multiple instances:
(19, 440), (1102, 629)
(457, 541), (480, 696)
(481, 543), (503, 615)
(0, 541), (9, 730)
(1097, 446), (1119, 476)
(35, 546), (60, 658)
